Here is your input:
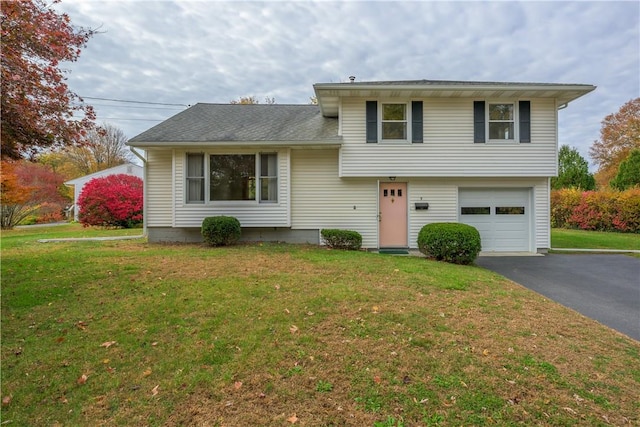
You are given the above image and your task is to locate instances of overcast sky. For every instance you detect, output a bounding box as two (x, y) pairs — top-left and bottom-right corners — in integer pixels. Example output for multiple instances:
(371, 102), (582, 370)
(55, 0), (639, 169)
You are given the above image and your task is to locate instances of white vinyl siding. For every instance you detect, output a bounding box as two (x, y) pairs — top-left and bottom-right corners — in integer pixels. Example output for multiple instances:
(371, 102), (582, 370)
(290, 149), (378, 248)
(173, 148), (290, 227)
(406, 178), (548, 251)
(340, 98), (557, 177)
(145, 150), (173, 226)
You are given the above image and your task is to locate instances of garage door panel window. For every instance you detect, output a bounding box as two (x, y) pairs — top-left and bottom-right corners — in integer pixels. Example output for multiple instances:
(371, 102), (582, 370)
(461, 207), (490, 215)
(496, 206), (525, 215)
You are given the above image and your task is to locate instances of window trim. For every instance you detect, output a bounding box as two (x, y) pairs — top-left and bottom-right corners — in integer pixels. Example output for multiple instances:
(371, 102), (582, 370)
(184, 151), (279, 205)
(380, 102), (409, 142)
(185, 153), (205, 204)
(487, 101), (517, 142)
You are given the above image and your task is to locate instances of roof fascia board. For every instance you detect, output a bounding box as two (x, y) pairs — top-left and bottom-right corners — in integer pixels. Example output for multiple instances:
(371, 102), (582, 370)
(127, 140), (343, 149)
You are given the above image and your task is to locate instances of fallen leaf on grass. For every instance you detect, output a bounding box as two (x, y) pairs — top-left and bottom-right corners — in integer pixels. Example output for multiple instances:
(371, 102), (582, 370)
(373, 375), (382, 384)
(76, 321), (88, 330)
(77, 374), (88, 385)
(151, 385), (159, 396)
(287, 414), (299, 424)
(289, 325), (299, 334)
(100, 341), (116, 348)
(143, 369), (152, 377)
(234, 381), (243, 390)
(2, 396), (11, 406)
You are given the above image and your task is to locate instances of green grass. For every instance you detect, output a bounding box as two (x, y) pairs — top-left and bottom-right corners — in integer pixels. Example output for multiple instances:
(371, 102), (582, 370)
(551, 228), (640, 250)
(2, 224), (639, 426)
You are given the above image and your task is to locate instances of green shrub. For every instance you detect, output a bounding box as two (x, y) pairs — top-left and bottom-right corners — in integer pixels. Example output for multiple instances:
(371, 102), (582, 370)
(417, 223), (481, 265)
(201, 216), (241, 246)
(321, 229), (362, 250)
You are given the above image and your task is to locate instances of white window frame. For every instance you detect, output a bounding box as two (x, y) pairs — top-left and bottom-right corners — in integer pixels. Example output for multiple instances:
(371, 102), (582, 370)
(185, 153), (205, 204)
(184, 152), (278, 205)
(379, 102), (410, 142)
(487, 101), (518, 142)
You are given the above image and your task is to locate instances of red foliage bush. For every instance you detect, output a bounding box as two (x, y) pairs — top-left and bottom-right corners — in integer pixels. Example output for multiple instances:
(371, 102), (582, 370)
(78, 174), (143, 228)
(552, 188), (640, 233)
(550, 188), (581, 228)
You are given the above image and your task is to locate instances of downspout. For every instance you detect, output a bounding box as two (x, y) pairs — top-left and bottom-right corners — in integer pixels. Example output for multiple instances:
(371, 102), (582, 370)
(129, 147), (148, 238)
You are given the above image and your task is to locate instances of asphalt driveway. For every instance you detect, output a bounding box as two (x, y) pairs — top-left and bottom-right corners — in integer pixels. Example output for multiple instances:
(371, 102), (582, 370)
(476, 254), (640, 341)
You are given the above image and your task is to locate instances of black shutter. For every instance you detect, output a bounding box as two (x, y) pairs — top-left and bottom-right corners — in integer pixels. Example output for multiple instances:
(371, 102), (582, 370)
(412, 101), (423, 143)
(519, 100), (531, 143)
(473, 101), (485, 143)
(366, 101), (377, 143)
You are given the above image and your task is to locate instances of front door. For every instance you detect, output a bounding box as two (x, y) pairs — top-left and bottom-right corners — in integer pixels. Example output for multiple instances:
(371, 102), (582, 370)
(379, 182), (408, 248)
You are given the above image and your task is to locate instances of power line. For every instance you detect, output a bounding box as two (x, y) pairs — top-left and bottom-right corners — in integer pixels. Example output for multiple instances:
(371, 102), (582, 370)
(81, 96), (190, 107)
(90, 103), (185, 111)
(98, 117), (165, 122)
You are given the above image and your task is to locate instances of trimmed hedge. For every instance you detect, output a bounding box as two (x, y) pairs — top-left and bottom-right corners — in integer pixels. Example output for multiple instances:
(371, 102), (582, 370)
(551, 188), (640, 232)
(201, 216), (241, 246)
(417, 222), (481, 265)
(321, 229), (362, 251)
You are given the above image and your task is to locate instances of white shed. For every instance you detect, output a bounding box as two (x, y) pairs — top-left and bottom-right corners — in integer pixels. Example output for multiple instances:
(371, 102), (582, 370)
(64, 164), (143, 221)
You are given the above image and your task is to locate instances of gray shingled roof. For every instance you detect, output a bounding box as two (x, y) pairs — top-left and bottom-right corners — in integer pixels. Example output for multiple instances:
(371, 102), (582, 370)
(128, 103), (339, 146)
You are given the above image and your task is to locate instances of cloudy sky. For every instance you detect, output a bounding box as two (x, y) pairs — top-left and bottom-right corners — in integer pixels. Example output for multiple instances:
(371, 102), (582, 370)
(55, 0), (639, 168)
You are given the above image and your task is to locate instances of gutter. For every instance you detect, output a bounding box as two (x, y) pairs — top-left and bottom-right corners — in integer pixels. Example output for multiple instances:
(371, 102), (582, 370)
(129, 147), (148, 238)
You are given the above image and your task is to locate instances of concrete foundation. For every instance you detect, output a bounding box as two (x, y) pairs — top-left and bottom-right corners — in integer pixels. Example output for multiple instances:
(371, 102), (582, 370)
(147, 227), (320, 245)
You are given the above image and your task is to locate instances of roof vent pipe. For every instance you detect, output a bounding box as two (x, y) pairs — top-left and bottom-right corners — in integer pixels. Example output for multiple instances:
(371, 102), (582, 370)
(349, 76), (355, 83)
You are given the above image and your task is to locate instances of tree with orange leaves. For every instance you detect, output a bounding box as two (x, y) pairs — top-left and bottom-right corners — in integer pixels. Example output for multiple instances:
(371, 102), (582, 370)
(1, 160), (69, 229)
(1, 0), (96, 159)
(590, 98), (640, 188)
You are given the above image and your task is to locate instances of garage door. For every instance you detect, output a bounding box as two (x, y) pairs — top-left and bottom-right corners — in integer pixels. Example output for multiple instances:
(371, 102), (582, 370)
(458, 188), (531, 252)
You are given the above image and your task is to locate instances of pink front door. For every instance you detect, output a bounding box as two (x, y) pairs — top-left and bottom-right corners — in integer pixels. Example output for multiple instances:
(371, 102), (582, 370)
(379, 182), (408, 247)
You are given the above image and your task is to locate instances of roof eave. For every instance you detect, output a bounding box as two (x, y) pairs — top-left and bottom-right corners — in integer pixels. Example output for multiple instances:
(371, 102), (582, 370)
(126, 139), (343, 149)
(313, 82), (596, 117)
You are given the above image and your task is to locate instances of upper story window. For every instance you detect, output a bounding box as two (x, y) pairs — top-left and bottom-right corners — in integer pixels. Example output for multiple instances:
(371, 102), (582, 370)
(366, 100), (423, 143)
(488, 103), (514, 140)
(474, 100), (530, 144)
(186, 152), (278, 204)
(381, 103), (407, 140)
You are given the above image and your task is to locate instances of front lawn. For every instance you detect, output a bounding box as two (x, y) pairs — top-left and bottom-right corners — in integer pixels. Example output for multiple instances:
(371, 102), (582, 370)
(552, 228), (640, 250)
(2, 226), (639, 426)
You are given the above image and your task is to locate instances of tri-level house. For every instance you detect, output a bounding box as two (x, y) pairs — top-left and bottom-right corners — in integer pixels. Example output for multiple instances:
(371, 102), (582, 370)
(128, 79), (595, 253)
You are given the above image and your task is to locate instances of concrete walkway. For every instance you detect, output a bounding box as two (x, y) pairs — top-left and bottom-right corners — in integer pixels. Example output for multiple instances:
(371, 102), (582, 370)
(551, 248), (640, 254)
(38, 235), (145, 243)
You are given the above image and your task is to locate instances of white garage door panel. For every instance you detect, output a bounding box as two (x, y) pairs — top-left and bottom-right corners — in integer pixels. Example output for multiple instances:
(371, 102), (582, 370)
(459, 188), (530, 252)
